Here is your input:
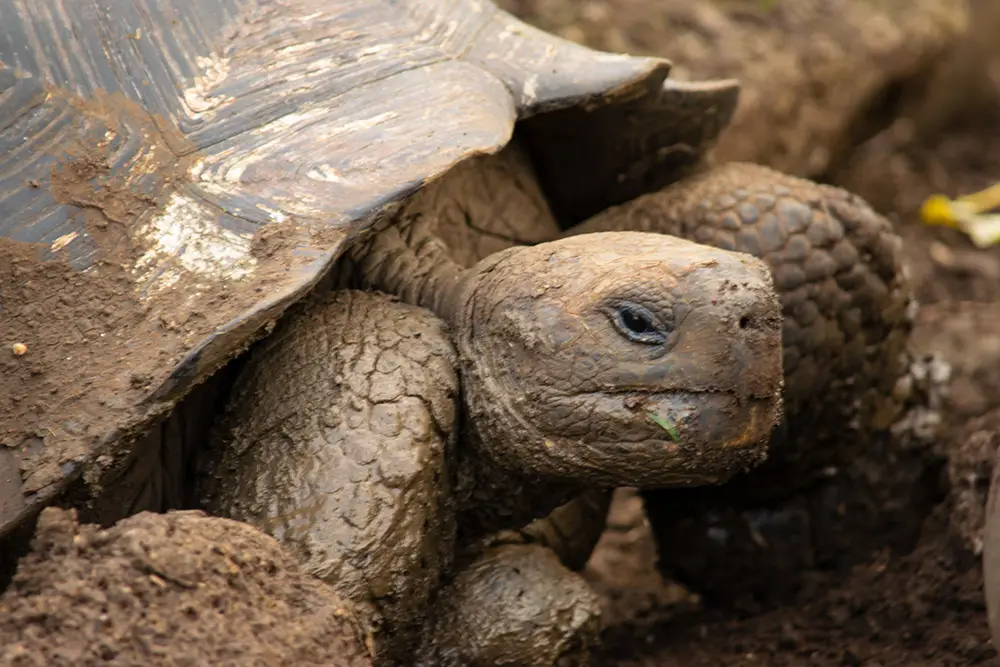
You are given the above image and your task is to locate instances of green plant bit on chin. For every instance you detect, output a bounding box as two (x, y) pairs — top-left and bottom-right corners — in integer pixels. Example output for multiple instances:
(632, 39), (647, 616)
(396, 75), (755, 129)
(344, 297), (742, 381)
(648, 411), (681, 443)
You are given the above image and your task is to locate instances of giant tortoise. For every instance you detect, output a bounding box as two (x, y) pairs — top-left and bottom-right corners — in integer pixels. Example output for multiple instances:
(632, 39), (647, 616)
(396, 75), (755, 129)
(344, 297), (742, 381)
(1, 0), (910, 664)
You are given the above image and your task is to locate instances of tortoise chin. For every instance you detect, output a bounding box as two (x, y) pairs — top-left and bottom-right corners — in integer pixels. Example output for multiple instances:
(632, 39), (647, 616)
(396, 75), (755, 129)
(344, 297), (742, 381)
(455, 231), (785, 488)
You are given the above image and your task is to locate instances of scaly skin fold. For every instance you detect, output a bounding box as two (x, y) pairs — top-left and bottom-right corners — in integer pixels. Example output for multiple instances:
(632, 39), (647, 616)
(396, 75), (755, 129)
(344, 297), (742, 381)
(345, 213), (471, 326)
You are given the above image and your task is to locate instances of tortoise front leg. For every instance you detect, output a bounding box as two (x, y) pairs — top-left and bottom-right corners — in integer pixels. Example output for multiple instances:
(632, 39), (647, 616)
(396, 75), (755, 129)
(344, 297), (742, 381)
(412, 470), (611, 665)
(199, 290), (458, 665)
(566, 162), (912, 601)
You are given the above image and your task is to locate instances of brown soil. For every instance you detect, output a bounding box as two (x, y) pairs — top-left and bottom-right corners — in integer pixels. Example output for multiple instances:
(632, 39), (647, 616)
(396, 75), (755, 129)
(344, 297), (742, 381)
(497, 0), (1000, 665)
(0, 508), (374, 667)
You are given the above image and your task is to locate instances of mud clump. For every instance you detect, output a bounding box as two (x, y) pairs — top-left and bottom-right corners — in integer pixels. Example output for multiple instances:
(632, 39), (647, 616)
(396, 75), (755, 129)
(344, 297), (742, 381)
(0, 508), (374, 667)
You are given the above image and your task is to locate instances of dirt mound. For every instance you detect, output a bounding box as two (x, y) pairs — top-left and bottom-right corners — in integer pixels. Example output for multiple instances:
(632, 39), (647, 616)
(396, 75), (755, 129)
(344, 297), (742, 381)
(0, 508), (373, 667)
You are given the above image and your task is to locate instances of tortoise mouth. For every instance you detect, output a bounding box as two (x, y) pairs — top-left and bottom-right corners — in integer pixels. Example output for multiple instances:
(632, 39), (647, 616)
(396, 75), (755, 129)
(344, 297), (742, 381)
(643, 390), (781, 451)
(549, 391), (781, 489)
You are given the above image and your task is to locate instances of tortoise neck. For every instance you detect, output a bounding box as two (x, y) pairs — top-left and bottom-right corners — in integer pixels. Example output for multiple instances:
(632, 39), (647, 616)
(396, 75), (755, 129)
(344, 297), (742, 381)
(346, 214), (469, 325)
(452, 429), (585, 544)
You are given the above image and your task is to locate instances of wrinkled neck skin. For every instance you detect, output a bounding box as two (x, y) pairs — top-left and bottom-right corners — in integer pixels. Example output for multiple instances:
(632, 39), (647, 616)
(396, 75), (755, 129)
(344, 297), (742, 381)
(342, 213), (469, 324)
(346, 215), (589, 539)
(451, 423), (588, 542)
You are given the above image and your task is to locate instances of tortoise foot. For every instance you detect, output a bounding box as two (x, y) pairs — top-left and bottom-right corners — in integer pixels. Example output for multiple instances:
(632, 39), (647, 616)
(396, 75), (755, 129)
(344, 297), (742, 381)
(417, 543), (601, 667)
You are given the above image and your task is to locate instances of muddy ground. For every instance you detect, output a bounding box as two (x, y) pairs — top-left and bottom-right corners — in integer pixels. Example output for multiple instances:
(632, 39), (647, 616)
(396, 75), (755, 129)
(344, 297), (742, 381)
(494, 0), (1000, 665)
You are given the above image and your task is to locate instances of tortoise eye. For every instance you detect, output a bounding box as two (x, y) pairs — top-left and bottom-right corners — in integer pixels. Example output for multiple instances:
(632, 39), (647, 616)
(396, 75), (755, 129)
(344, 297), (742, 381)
(607, 302), (668, 345)
(620, 307), (654, 334)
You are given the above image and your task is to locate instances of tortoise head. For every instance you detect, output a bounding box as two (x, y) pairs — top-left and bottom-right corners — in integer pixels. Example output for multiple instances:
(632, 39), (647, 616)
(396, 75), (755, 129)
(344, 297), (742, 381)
(452, 231), (784, 488)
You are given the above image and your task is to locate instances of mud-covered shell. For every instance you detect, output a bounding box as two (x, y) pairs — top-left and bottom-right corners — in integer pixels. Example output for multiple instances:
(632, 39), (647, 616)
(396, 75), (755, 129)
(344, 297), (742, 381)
(0, 0), (739, 536)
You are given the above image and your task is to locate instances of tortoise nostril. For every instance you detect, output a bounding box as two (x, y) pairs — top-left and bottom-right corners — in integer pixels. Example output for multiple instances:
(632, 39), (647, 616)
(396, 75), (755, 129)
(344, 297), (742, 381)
(739, 315), (752, 330)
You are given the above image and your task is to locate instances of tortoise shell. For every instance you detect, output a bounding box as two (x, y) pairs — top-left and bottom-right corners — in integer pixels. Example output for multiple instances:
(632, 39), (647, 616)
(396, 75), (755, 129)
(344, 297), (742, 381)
(0, 0), (739, 536)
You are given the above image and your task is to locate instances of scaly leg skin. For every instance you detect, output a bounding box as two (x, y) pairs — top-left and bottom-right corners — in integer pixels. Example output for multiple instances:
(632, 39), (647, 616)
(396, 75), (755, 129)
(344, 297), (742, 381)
(518, 489), (613, 572)
(415, 542), (602, 667)
(198, 290), (459, 665)
(570, 161), (912, 602)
